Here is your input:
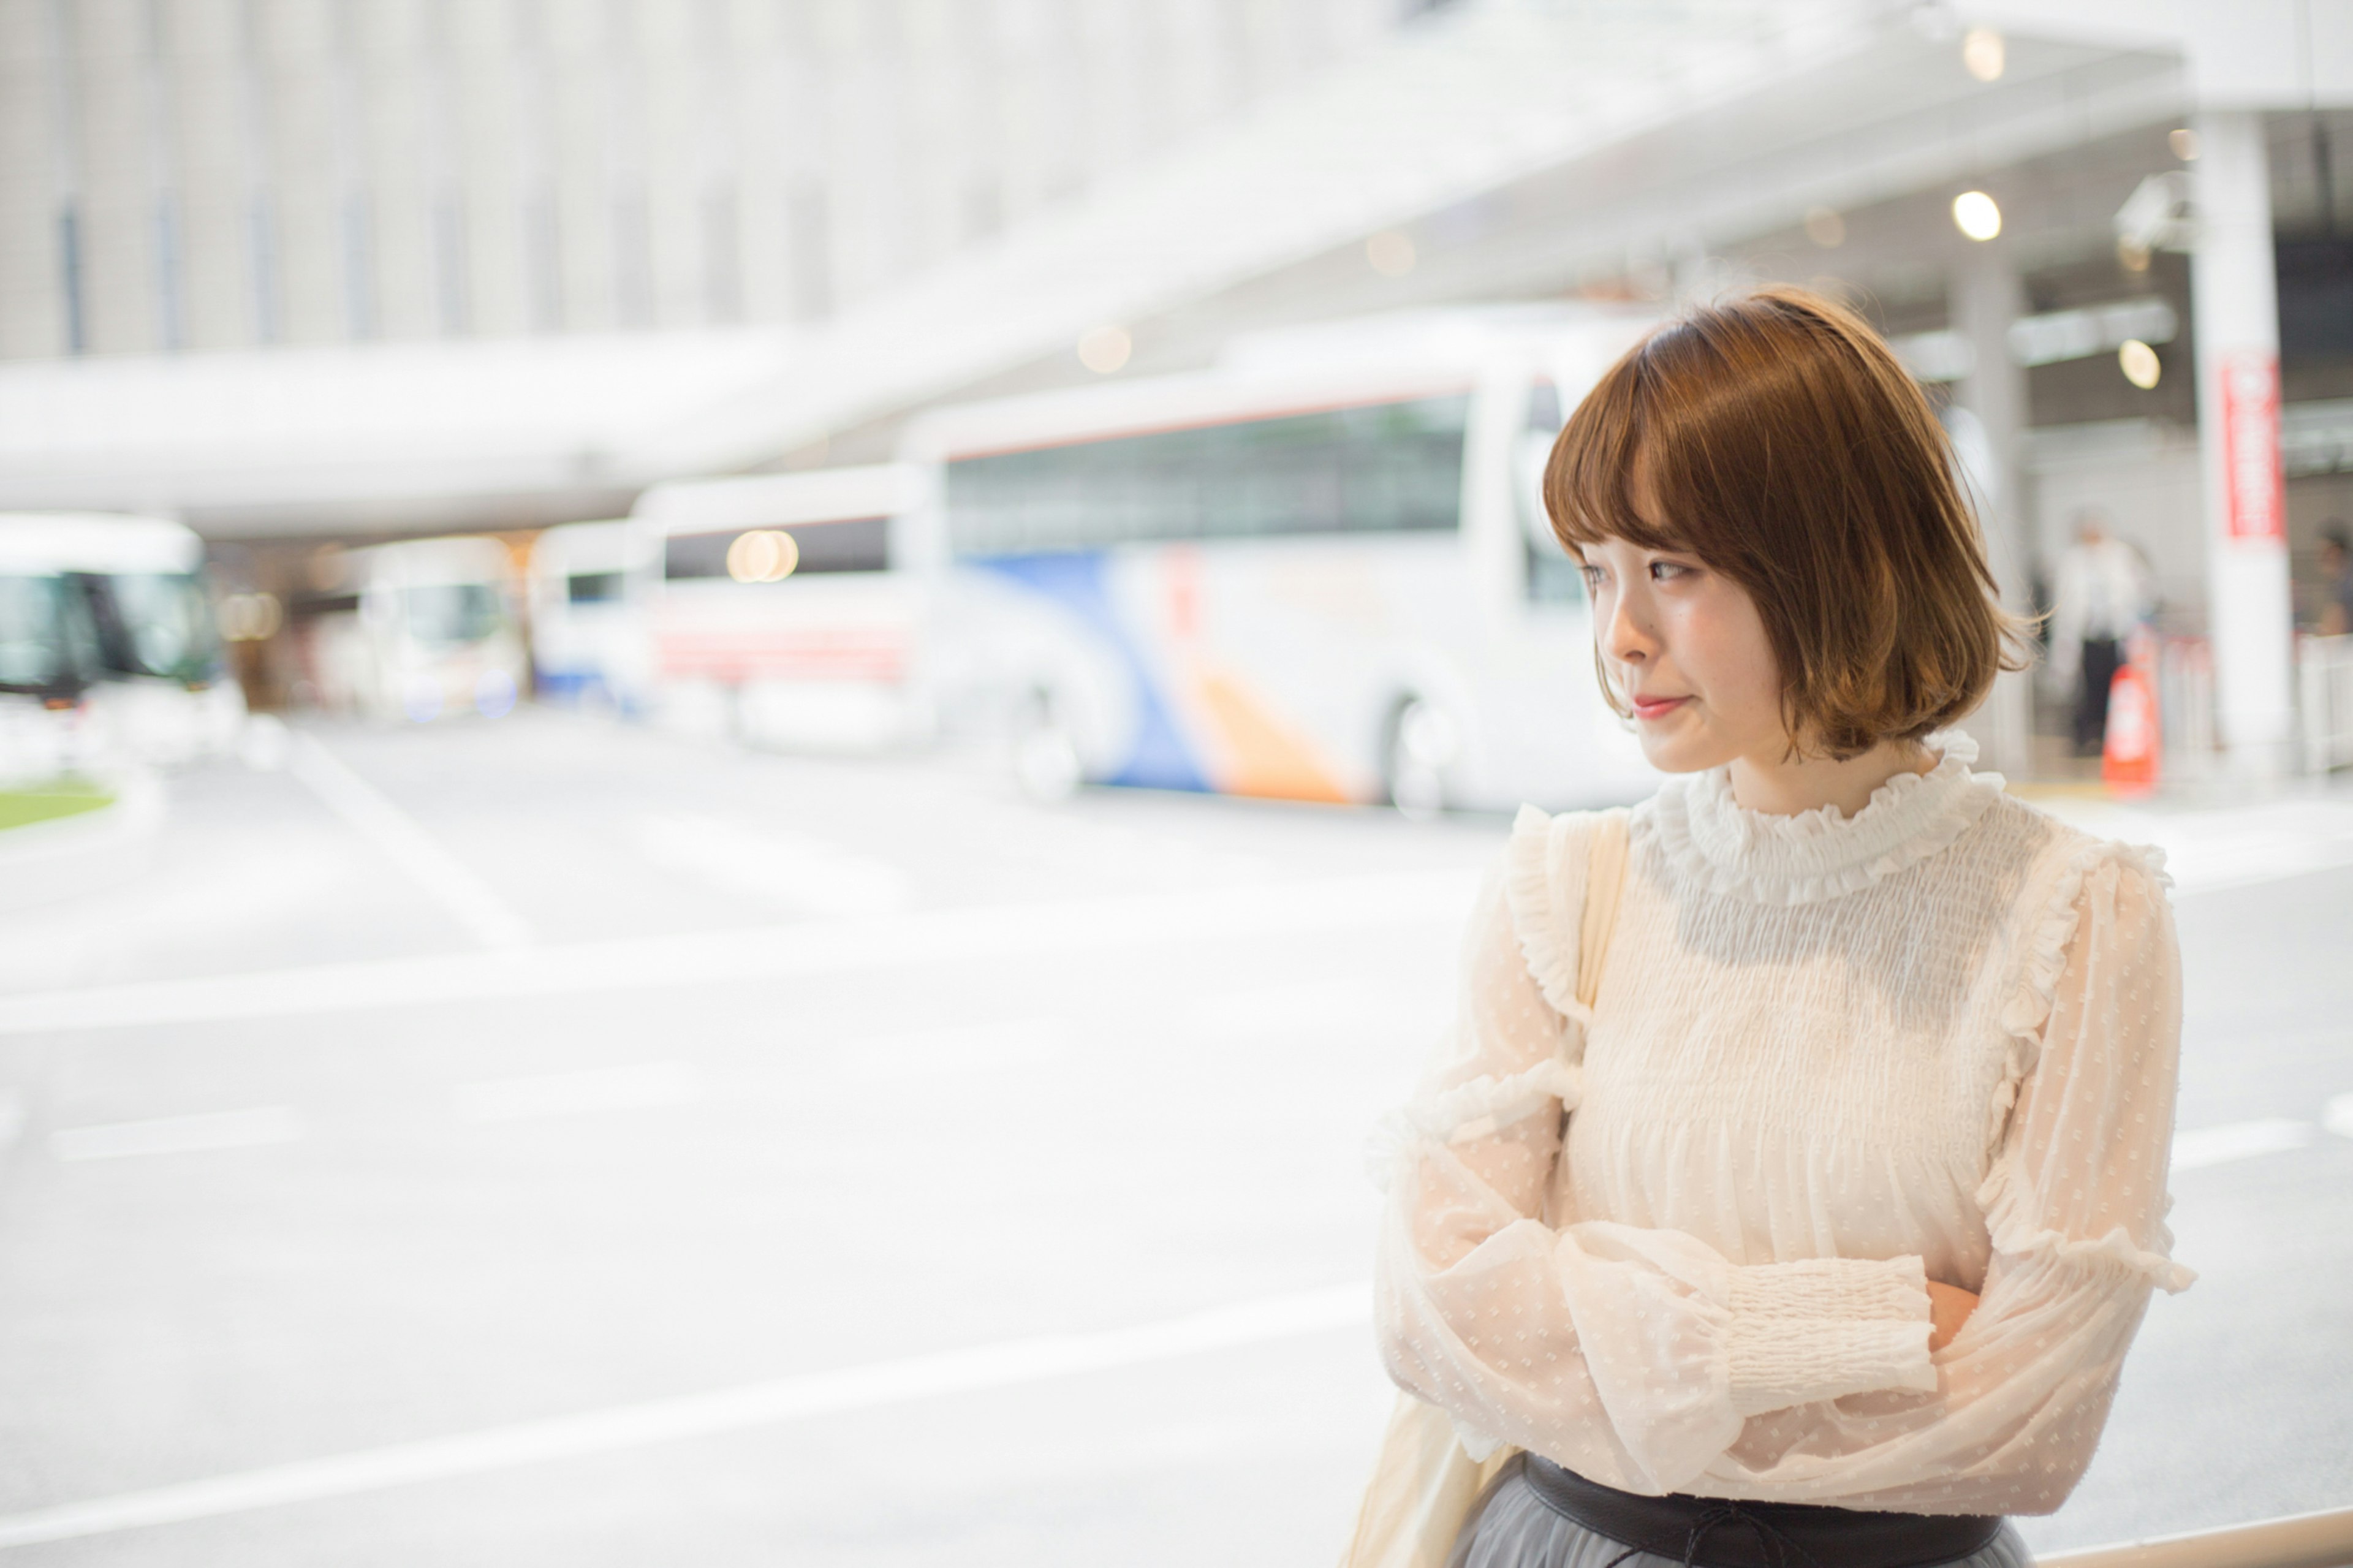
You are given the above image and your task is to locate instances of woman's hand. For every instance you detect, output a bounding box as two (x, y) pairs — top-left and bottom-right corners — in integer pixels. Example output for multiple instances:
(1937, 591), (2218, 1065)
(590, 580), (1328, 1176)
(1927, 1281), (1979, 1353)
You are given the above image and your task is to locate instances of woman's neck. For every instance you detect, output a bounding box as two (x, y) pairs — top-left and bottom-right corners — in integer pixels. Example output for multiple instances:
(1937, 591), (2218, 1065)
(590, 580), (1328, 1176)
(1727, 736), (1937, 818)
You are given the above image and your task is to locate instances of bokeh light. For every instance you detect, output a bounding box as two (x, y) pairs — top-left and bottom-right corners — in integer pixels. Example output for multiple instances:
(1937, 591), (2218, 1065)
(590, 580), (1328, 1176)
(1962, 27), (2006, 82)
(1077, 325), (1133, 374)
(1366, 230), (1417, 276)
(724, 530), (798, 584)
(1952, 189), (2003, 241)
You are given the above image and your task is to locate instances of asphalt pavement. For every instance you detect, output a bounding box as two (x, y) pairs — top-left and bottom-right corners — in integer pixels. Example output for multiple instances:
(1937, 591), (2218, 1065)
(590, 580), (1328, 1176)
(0, 709), (2344, 1566)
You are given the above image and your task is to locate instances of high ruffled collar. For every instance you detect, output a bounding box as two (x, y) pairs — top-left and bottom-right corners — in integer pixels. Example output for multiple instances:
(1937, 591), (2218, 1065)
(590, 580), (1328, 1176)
(1647, 731), (2004, 906)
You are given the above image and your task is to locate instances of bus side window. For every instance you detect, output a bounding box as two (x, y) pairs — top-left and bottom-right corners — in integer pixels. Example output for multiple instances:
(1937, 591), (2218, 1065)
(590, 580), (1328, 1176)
(1517, 381), (1584, 608)
(1526, 381), (1562, 434)
(942, 394), (1472, 556)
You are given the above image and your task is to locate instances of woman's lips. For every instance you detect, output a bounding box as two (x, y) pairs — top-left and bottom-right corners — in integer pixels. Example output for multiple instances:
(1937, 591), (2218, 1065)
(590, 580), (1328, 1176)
(1631, 695), (1690, 721)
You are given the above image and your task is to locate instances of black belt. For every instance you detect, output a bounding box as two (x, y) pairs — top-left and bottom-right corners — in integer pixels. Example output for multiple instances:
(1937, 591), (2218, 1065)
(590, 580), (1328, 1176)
(1517, 1455), (2003, 1568)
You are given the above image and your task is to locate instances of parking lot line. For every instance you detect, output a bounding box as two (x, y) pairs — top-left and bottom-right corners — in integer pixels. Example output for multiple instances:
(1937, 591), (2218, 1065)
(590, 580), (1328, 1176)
(50, 1106), (304, 1162)
(288, 735), (534, 950)
(0, 1281), (1371, 1550)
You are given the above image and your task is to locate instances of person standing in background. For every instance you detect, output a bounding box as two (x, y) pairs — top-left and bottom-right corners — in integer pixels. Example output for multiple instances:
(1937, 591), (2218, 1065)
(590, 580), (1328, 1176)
(2048, 511), (2154, 757)
(2319, 526), (2353, 637)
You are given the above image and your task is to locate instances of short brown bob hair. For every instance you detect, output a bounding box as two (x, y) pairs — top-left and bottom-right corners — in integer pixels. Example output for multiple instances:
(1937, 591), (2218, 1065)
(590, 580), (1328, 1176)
(1545, 286), (2025, 759)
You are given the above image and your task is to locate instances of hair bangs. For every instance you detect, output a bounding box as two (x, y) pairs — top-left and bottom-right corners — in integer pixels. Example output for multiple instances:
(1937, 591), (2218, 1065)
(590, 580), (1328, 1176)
(1542, 349), (1696, 559)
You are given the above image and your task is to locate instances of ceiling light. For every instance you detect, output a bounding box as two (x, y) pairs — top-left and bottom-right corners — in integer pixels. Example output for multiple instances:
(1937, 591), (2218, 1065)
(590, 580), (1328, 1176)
(1952, 191), (2002, 241)
(1961, 28), (2004, 81)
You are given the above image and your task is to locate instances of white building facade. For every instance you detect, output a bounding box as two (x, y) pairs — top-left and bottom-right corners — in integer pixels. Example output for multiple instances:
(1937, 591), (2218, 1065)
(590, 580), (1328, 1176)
(1, 0), (1412, 359)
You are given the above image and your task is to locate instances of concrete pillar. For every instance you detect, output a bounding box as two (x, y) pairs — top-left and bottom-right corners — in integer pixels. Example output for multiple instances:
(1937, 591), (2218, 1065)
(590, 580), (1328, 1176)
(2190, 109), (2294, 776)
(1952, 243), (2034, 779)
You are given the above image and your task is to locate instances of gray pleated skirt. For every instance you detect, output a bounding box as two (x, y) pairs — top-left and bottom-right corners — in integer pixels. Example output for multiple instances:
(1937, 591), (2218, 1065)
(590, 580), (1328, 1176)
(1447, 1456), (2036, 1568)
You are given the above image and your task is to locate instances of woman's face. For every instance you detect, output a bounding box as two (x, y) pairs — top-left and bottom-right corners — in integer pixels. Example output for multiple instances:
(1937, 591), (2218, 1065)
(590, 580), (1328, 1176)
(1577, 534), (1787, 775)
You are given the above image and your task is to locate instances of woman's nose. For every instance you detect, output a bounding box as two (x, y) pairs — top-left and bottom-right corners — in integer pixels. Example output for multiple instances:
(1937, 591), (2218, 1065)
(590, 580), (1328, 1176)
(1604, 592), (1653, 664)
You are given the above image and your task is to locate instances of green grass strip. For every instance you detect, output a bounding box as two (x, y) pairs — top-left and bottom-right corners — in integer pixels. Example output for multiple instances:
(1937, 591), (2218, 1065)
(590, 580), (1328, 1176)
(0, 780), (116, 833)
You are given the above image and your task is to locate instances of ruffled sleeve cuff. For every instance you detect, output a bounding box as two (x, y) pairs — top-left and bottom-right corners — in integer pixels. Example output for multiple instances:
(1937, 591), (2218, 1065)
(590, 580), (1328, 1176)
(1723, 1255), (1938, 1415)
(1976, 1160), (2199, 1293)
(1365, 1057), (1583, 1191)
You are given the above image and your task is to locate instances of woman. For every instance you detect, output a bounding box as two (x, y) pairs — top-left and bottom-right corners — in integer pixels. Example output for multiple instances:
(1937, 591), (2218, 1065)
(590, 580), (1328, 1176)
(1371, 288), (2193, 1568)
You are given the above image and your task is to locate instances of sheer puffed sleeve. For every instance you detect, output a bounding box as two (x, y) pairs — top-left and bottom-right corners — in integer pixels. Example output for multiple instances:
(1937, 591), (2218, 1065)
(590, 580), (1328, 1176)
(1695, 843), (2195, 1514)
(1370, 810), (1940, 1496)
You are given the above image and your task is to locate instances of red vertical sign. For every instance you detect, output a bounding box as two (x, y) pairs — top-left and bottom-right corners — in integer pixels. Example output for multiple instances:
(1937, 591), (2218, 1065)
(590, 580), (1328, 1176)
(2221, 352), (2285, 542)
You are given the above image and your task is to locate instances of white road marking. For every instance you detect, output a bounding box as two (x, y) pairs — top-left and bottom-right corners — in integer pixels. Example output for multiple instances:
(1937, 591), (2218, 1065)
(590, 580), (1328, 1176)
(0, 1281), (1371, 1550)
(2322, 1093), (2353, 1142)
(634, 813), (911, 917)
(455, 1061), (703, 1123)
(2169, 1117), (2316, 1171)
(287, 735), (534, 950)
(0, 869), (1479, 1039)
(50, 1106), (303, 1162)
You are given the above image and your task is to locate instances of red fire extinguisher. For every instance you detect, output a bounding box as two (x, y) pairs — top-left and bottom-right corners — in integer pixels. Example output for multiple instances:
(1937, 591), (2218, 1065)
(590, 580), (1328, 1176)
(2102, 627), (2161, 797)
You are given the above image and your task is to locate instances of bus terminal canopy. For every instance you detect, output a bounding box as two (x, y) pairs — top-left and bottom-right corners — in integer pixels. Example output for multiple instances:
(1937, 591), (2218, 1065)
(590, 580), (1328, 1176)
(1, 0), (2334, 538)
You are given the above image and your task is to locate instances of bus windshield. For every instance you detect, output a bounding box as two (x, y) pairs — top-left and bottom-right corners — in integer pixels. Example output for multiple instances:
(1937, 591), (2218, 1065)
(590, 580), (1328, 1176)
(0, 574), (98, 692)
(401, 583), (504, 647)
(95, 572), (225, 683)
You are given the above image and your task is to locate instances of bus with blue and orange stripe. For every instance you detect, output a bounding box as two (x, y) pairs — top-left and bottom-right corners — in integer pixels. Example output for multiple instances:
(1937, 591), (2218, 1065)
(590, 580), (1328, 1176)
(897, 308), (1662, 812)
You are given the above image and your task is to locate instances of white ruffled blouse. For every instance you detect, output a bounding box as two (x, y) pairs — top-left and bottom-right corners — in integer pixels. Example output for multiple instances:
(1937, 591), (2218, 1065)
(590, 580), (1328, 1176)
(1371, 733), (2193, 1517)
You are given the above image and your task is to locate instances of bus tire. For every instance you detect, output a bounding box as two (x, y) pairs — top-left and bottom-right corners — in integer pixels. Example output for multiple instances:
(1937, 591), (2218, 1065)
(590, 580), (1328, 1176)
(1382, 696), (1455, 820)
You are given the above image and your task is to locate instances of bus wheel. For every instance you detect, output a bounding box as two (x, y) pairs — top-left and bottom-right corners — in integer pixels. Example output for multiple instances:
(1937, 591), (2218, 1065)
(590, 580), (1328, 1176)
(1013, 689), (1083, 802)
(1384, 697), (1456, 820)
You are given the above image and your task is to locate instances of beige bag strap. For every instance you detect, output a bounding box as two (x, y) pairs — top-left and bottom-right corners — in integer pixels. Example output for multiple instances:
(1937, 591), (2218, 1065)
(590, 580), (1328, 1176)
(1338, 805), (1634, 1568)
(1576, 806), (1631, 1015)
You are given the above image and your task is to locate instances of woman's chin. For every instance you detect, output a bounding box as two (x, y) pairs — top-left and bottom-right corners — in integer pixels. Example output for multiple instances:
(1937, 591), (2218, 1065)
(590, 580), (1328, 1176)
(1634, 723), (1735, 775)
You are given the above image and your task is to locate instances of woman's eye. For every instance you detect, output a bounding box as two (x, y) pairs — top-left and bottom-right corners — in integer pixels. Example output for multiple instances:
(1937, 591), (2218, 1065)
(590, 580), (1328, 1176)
(1649, 560), (1691, 582)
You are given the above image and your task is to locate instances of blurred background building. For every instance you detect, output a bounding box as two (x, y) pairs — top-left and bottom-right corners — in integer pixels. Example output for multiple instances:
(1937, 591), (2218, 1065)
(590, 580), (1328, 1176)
(2, 0), (2350, 776)
(3, 0), (1414, 354)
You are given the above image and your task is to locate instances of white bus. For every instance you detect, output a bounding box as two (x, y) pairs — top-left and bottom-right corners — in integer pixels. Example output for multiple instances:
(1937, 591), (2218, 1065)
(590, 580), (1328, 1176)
(896, 308), (1661, 811)
(526, 520), (656, 713)
(632, 464), (928, 751)
(0, 512), (243, 770)
(306, 536), (528, 724)
(0, 521), (105, 782)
